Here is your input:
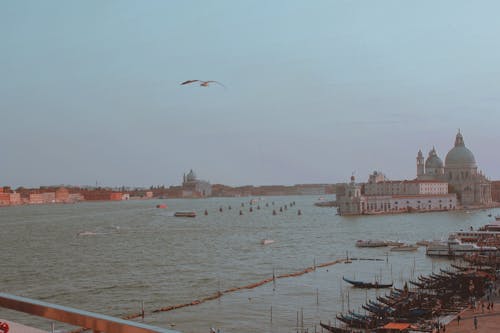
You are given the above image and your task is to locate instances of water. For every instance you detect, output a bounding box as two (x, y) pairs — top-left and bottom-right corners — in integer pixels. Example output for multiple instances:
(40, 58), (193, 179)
(0, 196), (497, 333)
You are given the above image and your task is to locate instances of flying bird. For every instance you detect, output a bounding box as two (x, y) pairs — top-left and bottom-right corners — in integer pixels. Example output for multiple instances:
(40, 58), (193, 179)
(180, 80), (225, 88)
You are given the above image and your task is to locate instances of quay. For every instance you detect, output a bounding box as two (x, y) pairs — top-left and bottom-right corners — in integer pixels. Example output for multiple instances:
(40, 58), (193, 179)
(444, 304), (500, 333)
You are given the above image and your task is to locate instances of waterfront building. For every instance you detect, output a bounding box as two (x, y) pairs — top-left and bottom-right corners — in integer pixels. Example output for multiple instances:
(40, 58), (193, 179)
(181, 169), (212, 197)
(337, 176), (457, 215)
(55, 187), (70, 203)
(416, 130), (492, 206)
(337, 130), (490, 215)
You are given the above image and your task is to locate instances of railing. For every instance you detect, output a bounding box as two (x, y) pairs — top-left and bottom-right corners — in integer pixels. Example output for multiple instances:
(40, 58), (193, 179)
(0, 292), (180, 333)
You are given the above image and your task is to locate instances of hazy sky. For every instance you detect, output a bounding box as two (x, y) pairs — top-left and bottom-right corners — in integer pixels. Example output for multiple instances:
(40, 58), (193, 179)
(2, 1), (500, 188)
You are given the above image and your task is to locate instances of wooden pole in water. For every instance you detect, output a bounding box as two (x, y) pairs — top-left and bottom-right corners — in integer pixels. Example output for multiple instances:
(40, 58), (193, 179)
(316, 288), (319, 306)
(273, 268), (276, 291)
(141, 300), (144, 320)
(296, 311), (299, 333)
(347, 290), (350, 311)
(341, 290), (344, 312)
(270, 305), (272, 323)
(51, 322), (55, 333)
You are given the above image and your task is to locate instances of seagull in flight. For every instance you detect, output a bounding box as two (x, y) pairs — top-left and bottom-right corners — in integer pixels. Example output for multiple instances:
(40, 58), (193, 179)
(180, 80), (225, 88)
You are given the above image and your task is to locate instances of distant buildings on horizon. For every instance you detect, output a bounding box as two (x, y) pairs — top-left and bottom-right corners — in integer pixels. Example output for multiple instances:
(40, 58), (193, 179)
(0, 169), (336, 207)
(3, 134), (500, 209)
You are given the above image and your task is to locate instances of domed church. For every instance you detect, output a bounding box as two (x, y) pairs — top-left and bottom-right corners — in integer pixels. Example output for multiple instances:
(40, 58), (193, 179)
(416, 130), (492, 206)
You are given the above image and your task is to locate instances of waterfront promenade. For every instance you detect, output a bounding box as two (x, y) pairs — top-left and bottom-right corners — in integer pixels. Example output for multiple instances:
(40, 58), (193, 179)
(445, 305), (500, 333)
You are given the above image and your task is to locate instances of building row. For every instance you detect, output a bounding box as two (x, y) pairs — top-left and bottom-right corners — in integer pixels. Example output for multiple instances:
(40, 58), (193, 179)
(0, 187), (134, 206)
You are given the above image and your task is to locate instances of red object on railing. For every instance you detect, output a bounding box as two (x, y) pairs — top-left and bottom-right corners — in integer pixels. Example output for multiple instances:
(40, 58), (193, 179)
(0, 321), (9, 333)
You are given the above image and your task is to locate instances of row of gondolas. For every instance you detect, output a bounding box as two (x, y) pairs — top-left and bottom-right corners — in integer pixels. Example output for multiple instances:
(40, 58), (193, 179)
(320, 263), (495, 333)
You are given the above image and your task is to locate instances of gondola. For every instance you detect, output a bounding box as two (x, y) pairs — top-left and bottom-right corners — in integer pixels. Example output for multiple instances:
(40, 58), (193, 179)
(319, 322), (361, 333)
(336, 314), (371, 329)
(342, 276), (393, 289)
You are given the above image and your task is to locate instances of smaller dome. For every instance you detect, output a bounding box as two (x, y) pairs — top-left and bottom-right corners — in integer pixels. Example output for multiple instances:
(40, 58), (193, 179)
(425, 148), (443, 169)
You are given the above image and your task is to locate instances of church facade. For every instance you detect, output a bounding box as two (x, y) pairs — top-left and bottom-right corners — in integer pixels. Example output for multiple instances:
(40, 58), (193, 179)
(181, 169), (212, 197)
(337, 131), (491, 215)
(416, 131), (492, 206)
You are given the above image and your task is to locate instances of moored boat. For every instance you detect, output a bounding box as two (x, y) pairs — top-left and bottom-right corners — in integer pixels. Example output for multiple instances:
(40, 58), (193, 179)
(174, 211), (196, 217)
(355, 240), (388, 247)
(426, 238), (498, 257)
(342, 276), (393, 289)
(386, 240), (405, 246)
(319, 322), (361, 333)
(390, 244), (419, 252)
(416, 239), (431, 246)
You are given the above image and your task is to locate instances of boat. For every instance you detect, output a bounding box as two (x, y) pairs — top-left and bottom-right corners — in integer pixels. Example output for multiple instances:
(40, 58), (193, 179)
(261, 239), (274, 245)
(174, 211), (196, 218)
(386, 240), (405, 246)
(342, 276), (393, 289)
(390, 244), (419, 252)
(426, 238), (498, 257)
(77, 231), (97, 236)
(319, 322), (361, 333)
(156, 204), (167, 209)
(425, 241), (449, 256)
(355, 240), (387, 248)
(416, 239), (431, 246)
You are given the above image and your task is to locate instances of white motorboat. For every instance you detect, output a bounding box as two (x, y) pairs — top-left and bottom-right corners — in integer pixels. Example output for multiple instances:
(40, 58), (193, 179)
(426, 238), (498, 257)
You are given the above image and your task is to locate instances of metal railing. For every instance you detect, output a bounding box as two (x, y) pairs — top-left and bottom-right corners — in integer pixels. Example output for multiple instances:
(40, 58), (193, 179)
(0, 292), (181, 333)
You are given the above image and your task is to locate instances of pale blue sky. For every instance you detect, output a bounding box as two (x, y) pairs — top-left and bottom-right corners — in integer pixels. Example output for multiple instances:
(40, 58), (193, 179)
(1, 1), (500, 187)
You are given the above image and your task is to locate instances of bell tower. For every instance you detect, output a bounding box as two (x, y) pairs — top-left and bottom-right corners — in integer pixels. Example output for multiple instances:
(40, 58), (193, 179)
(416, 149), (424, 178)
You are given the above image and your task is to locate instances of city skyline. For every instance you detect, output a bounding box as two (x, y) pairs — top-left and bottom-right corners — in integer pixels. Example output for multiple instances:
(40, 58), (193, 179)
(2, 1), (500, 187)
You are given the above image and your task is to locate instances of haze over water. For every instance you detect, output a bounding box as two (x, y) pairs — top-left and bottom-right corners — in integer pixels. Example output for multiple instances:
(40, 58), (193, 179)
(1, 196), (497, 332)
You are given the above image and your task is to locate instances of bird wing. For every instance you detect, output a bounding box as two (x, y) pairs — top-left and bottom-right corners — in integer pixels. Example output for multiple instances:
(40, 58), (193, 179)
(180, 80), (200, 85)
(206, 80), (226, 88)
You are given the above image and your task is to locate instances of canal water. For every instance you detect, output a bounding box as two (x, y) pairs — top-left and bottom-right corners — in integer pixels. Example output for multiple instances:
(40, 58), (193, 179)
(0, 196), (497, 333)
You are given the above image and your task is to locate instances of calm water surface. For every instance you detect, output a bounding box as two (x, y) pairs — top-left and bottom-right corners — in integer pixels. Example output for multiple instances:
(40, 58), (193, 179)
(1, 196), (497, 333)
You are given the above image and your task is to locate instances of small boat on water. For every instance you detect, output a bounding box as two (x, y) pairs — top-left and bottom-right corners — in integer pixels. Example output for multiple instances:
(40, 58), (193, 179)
(174, 211), (196, 218)
(77, 231), (97, 236)
(390, 244), (419, 252)
(355, 240), (387, 247)
(261, 239), (274, 245)
(319, 322), (360, 333)
(386, 240), (404, 246)
(342, 276), (393, 289)
(156, 204), (168, 209)
(416, 239), (431, 246)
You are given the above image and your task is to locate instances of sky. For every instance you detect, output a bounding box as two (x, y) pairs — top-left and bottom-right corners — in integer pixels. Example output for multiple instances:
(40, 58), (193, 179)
(1, 1), (500, 188)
